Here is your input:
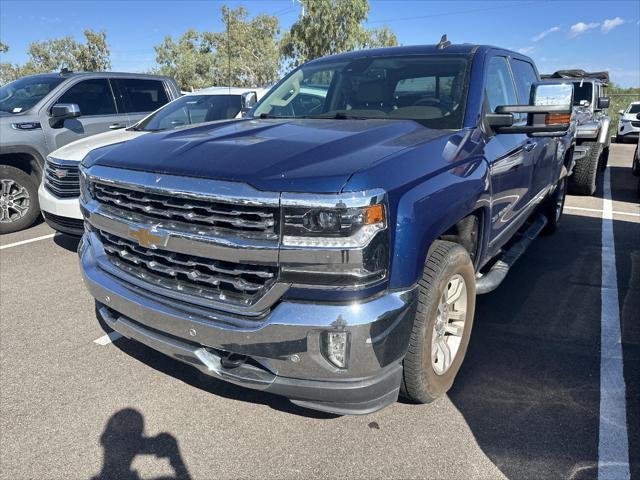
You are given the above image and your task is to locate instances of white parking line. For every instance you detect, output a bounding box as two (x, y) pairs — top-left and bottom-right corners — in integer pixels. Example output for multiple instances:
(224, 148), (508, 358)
(94, 332), (123, 346)
(565, 206), (640, 218)
(598, 167), (630, 480)
(0, 233), (56, 250)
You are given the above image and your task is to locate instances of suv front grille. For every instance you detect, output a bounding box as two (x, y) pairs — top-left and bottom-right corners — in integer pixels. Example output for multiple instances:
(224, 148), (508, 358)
(91, 182), (277, 234)
(98, 230), (277, 304)
(44, 158), (80, 198)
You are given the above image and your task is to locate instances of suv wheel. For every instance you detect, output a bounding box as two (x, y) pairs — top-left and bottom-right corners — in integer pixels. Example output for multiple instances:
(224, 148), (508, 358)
(0, 165), (40, 234)
(401, 240), (476, 403)
(569, 142), (601, 196)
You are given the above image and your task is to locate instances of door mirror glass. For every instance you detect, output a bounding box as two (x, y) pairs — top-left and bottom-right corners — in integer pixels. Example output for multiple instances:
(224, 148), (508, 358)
(597, 97), (610, 109)
(50, 103), (81, 119)
(241, 91), (258, 115)
(532, 83), (573, 108)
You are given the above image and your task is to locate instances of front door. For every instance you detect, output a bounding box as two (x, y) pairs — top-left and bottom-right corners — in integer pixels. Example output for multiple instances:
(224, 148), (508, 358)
(41, 78), (128, 151)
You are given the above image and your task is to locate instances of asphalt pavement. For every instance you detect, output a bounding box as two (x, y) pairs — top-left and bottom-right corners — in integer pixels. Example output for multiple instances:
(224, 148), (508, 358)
(1, 144), (638, 480)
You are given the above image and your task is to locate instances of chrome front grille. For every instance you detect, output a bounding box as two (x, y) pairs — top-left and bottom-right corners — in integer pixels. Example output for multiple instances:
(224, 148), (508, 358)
(44, 158), (80, 198)
(98, 229), (277, 304)
(91, 182), (277, 234)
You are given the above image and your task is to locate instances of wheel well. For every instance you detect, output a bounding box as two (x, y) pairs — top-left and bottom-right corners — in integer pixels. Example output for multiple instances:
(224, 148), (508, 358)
(1, 152), (41, 180)
(438, 211), (482, 265)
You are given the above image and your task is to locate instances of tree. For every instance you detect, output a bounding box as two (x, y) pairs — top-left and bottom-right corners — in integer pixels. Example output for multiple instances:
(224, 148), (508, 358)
(27, 29), (110, 72)
(207, 6), (281, 88)
(281, 0), (398, 68)
(154, 29), (219, 91)
(153, 6), (280, 91)
(0, 42), (8, 54)
(0, 30), (111, 84)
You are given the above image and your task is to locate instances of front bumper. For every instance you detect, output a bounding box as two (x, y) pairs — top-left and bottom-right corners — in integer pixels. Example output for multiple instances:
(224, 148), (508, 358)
(80, 235), (418, 415)
(617, 121), (639, 141)
(38, 183), (83, 235)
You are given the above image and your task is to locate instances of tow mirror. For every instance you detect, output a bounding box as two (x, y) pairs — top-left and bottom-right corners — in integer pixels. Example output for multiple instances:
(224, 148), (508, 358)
(486, 82), (573, 136)
(597, 97), (610, 109)
(241, 91), (258, 116)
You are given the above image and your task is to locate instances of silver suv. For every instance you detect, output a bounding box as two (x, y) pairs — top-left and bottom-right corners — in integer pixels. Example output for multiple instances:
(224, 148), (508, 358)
(0, 71), (180, 233)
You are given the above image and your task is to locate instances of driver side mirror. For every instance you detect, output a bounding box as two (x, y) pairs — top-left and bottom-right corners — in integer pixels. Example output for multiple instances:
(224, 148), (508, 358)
(241, 92), (258, 116)
(597, 97), (610, 110)
(51, 103), (81, 119)
(50, 103), (81, 127)
(486, 82), (573, 136)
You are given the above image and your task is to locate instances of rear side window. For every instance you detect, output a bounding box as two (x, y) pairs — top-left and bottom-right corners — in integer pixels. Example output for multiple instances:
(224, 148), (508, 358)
(510, 59), (538, 104)
(485, 56), (518, 112)
(57, 79), (117, 116)
(117, 79), (169, 113)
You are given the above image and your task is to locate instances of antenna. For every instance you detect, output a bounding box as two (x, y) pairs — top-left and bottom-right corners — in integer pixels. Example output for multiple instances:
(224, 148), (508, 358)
(437, 34), (451, 50)
(227, 7), (231, 92)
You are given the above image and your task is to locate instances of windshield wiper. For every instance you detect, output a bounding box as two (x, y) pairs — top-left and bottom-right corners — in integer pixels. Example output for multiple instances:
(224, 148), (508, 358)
(258, 113), (296, 119)
(303, 112), (367, 120)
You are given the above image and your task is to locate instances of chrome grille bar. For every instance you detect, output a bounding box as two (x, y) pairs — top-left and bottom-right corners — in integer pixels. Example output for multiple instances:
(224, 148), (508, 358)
(44, 157), (80, 198)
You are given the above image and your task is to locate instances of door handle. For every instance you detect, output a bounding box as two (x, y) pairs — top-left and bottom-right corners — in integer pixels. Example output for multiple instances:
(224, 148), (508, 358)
(108, 123), (125, 130)
(524, 141), (538, 152)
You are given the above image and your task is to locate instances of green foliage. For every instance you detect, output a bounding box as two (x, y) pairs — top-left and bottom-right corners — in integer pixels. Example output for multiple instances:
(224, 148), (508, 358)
(154, 6), (281, 90)
(281, 0), (397, 67)
(0, 30), (110, 85)
(608, 84), (640, 138)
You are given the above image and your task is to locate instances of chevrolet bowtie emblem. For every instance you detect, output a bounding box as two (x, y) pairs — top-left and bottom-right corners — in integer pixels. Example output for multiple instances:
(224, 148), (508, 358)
(128, 227), (165, 248)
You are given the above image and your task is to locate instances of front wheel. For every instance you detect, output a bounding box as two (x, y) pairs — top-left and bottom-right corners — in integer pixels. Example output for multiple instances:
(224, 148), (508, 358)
(569, 142), (601, 196)
(401, 240), (476, 403)
(541, 176), (567, 234)
(0, 165), (40, 234)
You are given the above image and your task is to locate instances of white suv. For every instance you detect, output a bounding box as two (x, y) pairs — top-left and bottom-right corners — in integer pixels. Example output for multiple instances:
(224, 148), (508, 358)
(38, 87), (268, 235)
(617, 101), (640, 143)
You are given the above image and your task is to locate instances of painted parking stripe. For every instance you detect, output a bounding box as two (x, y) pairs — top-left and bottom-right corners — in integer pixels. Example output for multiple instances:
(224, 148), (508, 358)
(565, 206), (640, 218)
(0, 233), (56, 250)
(598, 167), (630, 480)
(94, 332), (123, 346)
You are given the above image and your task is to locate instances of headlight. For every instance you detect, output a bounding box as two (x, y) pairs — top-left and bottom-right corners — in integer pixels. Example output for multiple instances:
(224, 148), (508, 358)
(280, 189), (389, 288)
(577, 124), (599, 138)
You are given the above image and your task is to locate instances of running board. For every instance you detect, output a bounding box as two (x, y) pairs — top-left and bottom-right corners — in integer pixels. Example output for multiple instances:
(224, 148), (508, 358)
(476, 214), (548, 295)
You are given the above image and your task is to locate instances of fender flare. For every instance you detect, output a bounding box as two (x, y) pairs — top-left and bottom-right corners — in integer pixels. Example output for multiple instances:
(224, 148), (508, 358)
(0, 145), (46, 179)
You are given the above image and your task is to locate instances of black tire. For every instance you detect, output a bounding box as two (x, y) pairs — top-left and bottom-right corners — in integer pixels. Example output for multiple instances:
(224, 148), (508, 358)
(401, 240), (476, 403)
(569, 142), (601, 196)
(599, 146), (609, 171)
(541, 176), (567, 234)
(632, 146), (640, 176)
(0, 165), (40, 234)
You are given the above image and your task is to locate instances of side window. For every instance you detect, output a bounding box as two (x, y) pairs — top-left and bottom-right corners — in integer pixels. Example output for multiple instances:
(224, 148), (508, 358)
(485, 56), (518, 112)
(57, 79), (117, 116)
(117, 79), (169, 113)
(510, 59), (538, 104)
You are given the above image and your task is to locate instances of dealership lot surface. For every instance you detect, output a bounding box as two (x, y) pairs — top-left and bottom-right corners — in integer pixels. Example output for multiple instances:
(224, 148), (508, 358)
(1, 145), (638, 480)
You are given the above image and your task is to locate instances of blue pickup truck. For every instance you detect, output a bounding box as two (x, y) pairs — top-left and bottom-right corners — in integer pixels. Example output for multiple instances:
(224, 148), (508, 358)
(78, 42), (575, 415)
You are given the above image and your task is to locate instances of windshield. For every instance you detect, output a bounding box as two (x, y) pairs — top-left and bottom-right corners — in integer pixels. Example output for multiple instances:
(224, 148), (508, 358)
(252, 54), (470, 129)
(0, 76), (64, 113)
(572, 81), (593, 106)
(628, 104), (640, 114)
(135, 94), (243, 131)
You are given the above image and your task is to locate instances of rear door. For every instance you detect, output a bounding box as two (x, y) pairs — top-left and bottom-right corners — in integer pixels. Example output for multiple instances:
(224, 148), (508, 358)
(113, 78), (171, 125)
(483, 55), (537, 252)
(509, 57), (555, 199)
(44, 77), (127, 150)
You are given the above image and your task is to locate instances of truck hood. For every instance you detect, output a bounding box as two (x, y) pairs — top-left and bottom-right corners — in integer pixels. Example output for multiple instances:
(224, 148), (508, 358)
(85, 118), (449, 193)
(50, 128), (147, 162)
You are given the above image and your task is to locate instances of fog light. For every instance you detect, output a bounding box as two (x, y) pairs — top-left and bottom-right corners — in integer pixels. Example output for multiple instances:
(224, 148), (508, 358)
(322, 331), (350, 368)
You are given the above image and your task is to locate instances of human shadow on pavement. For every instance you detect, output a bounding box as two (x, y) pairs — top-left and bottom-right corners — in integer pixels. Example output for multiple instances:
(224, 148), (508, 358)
(92, 408), (192, 480)
(109, 336), (338, 420)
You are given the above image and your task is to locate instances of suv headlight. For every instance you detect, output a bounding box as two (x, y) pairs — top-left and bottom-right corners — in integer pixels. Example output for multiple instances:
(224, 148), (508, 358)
(280, 189), (389, 288)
